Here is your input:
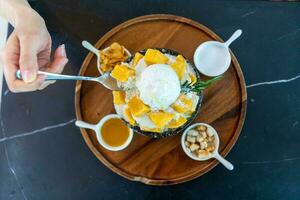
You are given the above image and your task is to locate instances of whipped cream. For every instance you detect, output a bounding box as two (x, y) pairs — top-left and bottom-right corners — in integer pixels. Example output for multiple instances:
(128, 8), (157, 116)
(136, 64), (181, 110)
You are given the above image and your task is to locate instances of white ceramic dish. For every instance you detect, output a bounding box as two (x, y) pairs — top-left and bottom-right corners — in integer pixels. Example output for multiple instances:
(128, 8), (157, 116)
(181, 122), (234, 170)
(82, 40), (132, 74)
(193, 29), (242, 77)
(75, 114), (133, 151)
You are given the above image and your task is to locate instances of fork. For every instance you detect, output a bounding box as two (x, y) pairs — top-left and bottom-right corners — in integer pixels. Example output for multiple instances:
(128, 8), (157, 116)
(15, 70), (121, 91)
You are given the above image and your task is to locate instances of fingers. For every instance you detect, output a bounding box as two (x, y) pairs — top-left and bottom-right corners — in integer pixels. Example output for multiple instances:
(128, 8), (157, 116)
(11, 75), (46, 93)
(38, 80), (55, 90)
(19, 36), (39, 83)
(3, 62), (45, 93)
(3, 35), (68, 92)
(3, 33), (45, 93)
(38, 44), (68, 90)
(3, 32), (19, 83)
(46, 44), (68, 73)
(3, 32), (21, 92)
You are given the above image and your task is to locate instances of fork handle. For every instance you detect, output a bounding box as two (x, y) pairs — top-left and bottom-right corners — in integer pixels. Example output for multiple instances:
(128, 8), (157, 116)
(16, 70), (94, 81)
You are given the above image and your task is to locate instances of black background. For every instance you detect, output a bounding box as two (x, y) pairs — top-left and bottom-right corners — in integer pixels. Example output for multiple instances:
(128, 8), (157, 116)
(1, 1), (300, 199)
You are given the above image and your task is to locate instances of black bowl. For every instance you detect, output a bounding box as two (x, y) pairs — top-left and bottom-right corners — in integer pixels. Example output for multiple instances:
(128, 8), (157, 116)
(121, 48), (203, 139)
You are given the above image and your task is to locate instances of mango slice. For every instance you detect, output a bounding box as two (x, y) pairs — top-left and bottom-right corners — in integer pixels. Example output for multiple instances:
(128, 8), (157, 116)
(144, 49), (169, 65)
(127, 96), (150, 117)
(110, 64), (135, 82)
(179, 95), (193, 110)
(171, 55), (186, 80)
(167, 116), (187, 129)
(189, 73), (197, 85)
(124, 107), (135, 126)
(133, 52), (144, 67)
(112, 91), (126, 104)
(171, 103), (188, 113)
(171, 94), (193, 113)
(148, 112), (175, 128)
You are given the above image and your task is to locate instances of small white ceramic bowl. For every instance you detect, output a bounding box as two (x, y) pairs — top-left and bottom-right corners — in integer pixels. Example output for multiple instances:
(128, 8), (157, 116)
(194, 41), (231, 77)
(82, 40), (131, 74)
(193, 29), (242, 77)
(75, 114), (133, 151)
(181, 122), (234, 170)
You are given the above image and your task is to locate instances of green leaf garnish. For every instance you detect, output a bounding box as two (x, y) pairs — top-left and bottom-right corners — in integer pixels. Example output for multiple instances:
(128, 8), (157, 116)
(181, 76), (222, 94)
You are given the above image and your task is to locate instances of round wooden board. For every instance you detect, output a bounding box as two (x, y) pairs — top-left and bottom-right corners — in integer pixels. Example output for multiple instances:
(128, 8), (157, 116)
(75, 14), (247, 185)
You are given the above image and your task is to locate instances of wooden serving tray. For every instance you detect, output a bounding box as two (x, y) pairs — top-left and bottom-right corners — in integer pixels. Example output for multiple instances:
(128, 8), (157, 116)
(75, 14), (247, 185)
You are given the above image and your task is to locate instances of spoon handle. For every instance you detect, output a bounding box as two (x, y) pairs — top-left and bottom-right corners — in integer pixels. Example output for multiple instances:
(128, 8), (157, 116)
(224, 29), (242, 48)
(82, 40), (100, 55)
(213, 153), (234, 170)
(75, 120), (96, 130)
(16, 70), (94, 81)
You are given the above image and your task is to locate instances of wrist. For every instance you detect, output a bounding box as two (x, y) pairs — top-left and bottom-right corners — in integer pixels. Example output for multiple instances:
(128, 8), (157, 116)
(14, 6), (45, 28)
(0, 0), (30, 26)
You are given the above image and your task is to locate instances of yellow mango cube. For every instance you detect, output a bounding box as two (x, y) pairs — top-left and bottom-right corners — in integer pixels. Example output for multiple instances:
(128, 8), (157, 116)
(112, 91), (125, 104)
(148, 112), (175, 128)
(189, 73), (197, 85)
(167, 116), (187, 129)
(179, 95), (193, 110)
(110, 64), (135, 82)
(144, 49), (169, 65)
(171, 103), (189, 113)
(124, 107), (135, 126)
(127, 96), (150, 117)
(171, 55), (186, 80)
(171, 95), (193, 113)
(133, 52), (143, 67)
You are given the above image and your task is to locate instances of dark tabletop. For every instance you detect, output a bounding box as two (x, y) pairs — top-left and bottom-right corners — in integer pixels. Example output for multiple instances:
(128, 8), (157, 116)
(1, 0), (300, 199)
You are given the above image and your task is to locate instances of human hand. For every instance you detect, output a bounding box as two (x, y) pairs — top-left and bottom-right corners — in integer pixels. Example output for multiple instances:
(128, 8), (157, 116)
(1, 7), (68, 92)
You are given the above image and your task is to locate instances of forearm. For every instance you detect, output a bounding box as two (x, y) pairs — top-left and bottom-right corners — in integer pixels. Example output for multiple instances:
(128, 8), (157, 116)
(0, 0), (38, 27)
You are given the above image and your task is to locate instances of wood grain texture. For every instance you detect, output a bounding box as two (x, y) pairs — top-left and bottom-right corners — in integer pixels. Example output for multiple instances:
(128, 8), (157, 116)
(75, 14), (247, 185)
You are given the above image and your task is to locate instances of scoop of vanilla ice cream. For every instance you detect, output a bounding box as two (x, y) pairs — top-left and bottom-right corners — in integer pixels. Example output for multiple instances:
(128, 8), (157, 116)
(136, 64), (180, 110)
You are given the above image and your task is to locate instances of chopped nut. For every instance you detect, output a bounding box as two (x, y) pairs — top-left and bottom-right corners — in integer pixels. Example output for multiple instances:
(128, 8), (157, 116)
(206, 146), (215, 152)
(190, 143), (200, 151)
(184, 125), (217, 158)
(200, 131), (207, 138)
(197, 125), (207, 132)
(185, 141), (191, 147)
(187, 129), (199, 137)
(196, 135), (204, 142)
(197, 149), (209, 158)
(187, 136), (196, 143)
(207, 127), (214, 137)
(207, 141), (215, 147)
(207, 136), (214, 142)
(200, 141), (208, 149)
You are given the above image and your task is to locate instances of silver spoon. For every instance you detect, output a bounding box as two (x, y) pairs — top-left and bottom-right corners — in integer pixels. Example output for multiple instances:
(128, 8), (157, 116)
(15, 70), (121, 91)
